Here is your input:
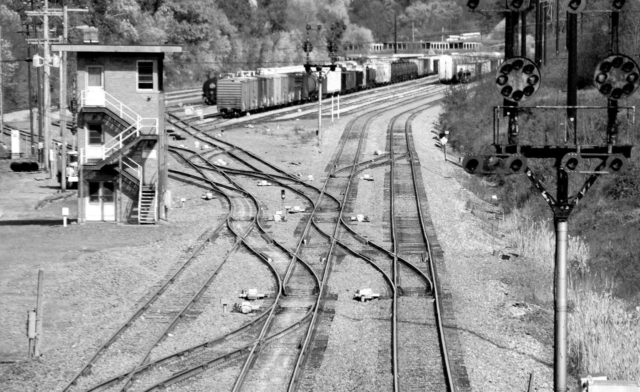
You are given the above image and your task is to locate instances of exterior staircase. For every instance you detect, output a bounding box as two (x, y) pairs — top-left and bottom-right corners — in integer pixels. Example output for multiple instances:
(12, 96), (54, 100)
(138, 185), (157, 224)
(80, 89), (159, 225)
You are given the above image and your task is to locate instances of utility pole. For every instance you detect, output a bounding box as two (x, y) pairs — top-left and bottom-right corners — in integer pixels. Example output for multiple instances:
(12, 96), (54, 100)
(0, 25), (4, 147)
(43, 0), (51, 178)
(27, 2), (87, 184)
(59, 6), (68, 191)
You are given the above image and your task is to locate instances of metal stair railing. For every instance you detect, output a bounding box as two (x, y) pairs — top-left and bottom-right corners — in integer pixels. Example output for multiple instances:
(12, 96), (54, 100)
(122, 157), (142, 181)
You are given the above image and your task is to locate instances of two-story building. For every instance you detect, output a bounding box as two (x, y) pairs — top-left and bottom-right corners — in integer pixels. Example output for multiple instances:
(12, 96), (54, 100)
(52, 43), (182, 224)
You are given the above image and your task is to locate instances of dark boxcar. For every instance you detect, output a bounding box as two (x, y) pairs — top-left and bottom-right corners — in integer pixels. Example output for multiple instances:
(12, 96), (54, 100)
(355, 69), (364, 89)
(340, 68), (357, 94)
(217, 77), (258, 116)
(365, 66), (377, 88)
(202, 77), (216, 105)
(257, 76), (269, 109)
(302, 72), (318, 100)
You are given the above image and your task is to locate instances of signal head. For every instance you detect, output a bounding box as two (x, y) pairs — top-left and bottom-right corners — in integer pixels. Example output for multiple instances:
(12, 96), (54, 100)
(566, 0), (586, 13)
(507, 0), (529, 11)
(495, 57), (541, 102)
(594, 54), (640, 100)
(612, 0), (625, 10)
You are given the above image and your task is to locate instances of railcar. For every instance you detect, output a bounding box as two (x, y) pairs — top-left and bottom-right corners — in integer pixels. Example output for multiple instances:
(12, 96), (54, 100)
(202, 77), (217, 105)
(212, 51), (501, 116)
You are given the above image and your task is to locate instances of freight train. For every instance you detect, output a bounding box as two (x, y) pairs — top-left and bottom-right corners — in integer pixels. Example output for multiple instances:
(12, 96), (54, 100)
(203, 52), (502, 117)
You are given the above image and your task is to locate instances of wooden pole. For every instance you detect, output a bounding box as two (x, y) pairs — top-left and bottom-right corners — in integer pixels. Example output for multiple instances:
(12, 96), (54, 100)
(34, 269), (44, 357)
(0, 25), (4, 147)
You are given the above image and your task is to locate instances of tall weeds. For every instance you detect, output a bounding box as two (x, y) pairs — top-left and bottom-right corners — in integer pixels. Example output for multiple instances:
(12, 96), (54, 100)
(501, 209), (640, 382)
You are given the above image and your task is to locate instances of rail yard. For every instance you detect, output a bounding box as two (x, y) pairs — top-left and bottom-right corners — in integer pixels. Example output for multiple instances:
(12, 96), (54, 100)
(0, 77), (560, 391)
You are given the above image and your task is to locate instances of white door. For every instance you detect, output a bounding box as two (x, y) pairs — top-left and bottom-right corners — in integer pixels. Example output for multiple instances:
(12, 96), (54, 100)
(86, 181), (115, 221)
(85, 66), (105, 106)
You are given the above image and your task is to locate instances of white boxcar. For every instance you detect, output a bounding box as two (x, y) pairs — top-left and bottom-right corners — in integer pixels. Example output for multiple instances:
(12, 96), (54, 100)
(323, 68), (342, 95)
(371, 61), (391, 84)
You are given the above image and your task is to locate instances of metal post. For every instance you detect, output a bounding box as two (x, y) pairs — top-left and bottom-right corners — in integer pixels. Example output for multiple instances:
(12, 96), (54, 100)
(26, 25), (35, 158)
(59, 6), (68, 191)
(554, 217), (568, 392)
(521, 9), (527, 57)
(555, 0), (560, 56)
(534, 0), (543, 66)
(567, 12), (578, 137)
(318, 74), (322, 149)
(34, 269), (44, 357)
(43, 0), (52, 177)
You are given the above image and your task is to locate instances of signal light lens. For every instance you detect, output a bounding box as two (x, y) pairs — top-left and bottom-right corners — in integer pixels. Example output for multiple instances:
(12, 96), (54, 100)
(594, 54), (640, 99)
(526, 75), (539, 85)
(612, 56), (624, 68)
(566, 157), (579, 171)
(569, 0), (581, 10)
(512, 90), (524, 101)
(467, 0), (480, 10)
(609, 156), (624, 171)
(613, 0), (625, 10)
(599, 83), (613, 95)
(501, 86), (513, 97)
(622, 62), (634, 73)
(567, 0), (585, 13)
(596, 73), (608, 83)
(496, 75), (508, 85)
(523, 64), (535, 74)
(507, 0), (529, 11)
(523, 86), (535, 96)
(512, 59), (524, 70)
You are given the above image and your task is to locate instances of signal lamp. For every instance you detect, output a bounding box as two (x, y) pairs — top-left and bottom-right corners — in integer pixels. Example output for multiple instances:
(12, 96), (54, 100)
(594, 54), (640, 100)
(566, 0), (585, 13)
(501, 154), (527, 174)
(561, 153), (582, 172)
(507, 0), (529, 11)
(462, 156), (482, 174)
(612, 0), (625, 10)
(330, 64), (336, 71)
(606, 154), (625, 172)
(304, 64), (311, 74)
(467, 0), (480, 10)
(495, 57), (541, 102)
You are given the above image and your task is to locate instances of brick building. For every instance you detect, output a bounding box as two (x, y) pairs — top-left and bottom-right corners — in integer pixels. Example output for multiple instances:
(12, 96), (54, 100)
(52, 44), (182, 223)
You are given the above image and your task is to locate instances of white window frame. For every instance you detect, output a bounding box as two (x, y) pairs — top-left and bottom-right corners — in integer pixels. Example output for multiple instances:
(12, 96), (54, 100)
(137, 60), (156, 91)
(87, 66), (104, 88)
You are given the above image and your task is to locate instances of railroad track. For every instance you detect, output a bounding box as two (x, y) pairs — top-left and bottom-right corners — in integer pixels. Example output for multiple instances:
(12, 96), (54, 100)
(163, 84), (459, 391)
(62, 80), (468, 391)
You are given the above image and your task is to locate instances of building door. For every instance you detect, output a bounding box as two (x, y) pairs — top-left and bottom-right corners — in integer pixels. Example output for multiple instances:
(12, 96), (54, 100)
(86, 181), (115, 221)
(85, 66), (105, 106)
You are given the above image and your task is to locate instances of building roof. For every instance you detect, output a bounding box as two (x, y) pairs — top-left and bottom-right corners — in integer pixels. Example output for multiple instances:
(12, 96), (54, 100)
(51, 44), (182, 54)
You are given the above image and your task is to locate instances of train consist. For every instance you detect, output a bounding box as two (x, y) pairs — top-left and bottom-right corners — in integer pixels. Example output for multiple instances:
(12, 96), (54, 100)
(203, 51), (502, 117)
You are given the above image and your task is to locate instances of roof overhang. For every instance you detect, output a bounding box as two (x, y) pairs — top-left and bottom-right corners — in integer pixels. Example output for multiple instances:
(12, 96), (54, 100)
(51, 44), (182, 54)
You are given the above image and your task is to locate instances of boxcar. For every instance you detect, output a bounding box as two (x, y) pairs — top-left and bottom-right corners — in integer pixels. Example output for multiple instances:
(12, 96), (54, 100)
(324, 68), (342, 96)
(217, 77), (258, 116)
(340, 68), (357, 94)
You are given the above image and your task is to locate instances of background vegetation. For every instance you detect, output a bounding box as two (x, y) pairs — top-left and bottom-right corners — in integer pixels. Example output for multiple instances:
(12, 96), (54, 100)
(435, 0), (640, 381)
(0, 0), (502, 111)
